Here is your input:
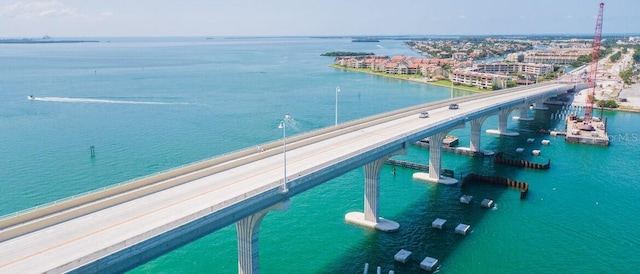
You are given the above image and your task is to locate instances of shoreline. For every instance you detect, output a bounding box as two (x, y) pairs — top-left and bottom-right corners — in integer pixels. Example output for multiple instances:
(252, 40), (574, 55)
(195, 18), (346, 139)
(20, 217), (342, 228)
(571, 86), (640, 113)
(332, 64), (640, 114)
(329, 64), (484, 93)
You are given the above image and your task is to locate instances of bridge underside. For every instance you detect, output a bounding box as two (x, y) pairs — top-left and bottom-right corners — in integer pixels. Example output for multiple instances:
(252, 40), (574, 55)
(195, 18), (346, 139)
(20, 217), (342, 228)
(1, 82), (586, 274)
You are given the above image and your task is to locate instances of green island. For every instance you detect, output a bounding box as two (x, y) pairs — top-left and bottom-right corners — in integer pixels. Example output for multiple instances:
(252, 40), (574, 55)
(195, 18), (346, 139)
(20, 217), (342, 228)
(321, 51), (374, 57)
(352, 38), (380, 42)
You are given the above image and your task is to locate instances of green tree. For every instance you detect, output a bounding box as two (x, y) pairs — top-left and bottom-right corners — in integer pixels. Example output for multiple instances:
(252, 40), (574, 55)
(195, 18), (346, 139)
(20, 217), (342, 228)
(596, 99), (619, 108)
(609, 51), (621, 62)
(619, 67), (633, 86)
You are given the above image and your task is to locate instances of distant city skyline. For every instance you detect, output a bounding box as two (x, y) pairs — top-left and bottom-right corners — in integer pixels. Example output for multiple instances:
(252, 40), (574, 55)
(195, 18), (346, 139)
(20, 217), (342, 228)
(0, 0), (638, 38)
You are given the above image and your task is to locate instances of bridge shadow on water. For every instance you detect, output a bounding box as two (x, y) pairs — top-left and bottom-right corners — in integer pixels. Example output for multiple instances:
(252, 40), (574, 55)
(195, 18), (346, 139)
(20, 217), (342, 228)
(318, 106), (564, 273)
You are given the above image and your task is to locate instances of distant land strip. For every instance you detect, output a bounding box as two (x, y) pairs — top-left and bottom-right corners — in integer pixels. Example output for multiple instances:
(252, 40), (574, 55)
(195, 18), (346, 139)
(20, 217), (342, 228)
(0, 39), (99, 44)
(321, 51), (374, 57)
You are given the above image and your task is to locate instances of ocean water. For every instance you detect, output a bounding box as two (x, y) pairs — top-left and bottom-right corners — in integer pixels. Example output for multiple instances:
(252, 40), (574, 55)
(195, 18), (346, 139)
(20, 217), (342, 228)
(0, 37), (638, 273)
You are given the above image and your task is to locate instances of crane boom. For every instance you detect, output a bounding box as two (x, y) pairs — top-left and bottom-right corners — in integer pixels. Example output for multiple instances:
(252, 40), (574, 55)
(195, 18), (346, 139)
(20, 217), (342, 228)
(583, 2), (604, 130)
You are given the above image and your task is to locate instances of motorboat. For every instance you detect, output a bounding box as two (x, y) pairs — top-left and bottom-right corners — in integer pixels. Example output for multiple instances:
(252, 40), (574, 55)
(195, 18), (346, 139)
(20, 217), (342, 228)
(27, 95), (35, 100)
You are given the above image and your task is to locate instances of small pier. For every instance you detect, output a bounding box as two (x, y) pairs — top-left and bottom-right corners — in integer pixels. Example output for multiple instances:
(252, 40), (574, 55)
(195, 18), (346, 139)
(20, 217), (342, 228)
(385, 159), (428, 171)
(385, 159), (455, 178)
(414, 138), (486, 158)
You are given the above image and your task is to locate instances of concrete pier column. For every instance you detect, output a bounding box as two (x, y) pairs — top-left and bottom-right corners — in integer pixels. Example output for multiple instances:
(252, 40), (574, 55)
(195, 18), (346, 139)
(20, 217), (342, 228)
(237, 200), (290, 274)
(345, 149), (404, 232)
(363, 158), (384, 223)
(469, 118), (483, 152)
(428, 131), (447, 180)
(498, 109), (509, 132)
(515, 105), (534, 121)
(413, 132), (458, 184)
(486, 108), (519, 136)
(531, 99), (548, 110)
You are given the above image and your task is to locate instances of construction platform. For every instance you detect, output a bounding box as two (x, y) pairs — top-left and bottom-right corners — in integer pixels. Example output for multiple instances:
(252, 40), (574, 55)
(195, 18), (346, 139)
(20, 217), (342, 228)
(564, 116), (609, 146)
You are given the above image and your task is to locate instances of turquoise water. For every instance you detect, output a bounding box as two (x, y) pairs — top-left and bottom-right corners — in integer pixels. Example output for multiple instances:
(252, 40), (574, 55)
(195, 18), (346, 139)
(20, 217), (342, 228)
(1, 38), (638, 273)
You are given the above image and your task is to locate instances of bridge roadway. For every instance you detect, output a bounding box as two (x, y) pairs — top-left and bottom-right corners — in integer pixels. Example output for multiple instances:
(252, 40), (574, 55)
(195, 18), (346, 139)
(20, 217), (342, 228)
(0, 82), (577, 273)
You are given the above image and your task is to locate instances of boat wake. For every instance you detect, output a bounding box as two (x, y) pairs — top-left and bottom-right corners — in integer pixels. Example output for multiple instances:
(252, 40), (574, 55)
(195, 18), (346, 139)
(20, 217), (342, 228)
(28, 96), (189, 105)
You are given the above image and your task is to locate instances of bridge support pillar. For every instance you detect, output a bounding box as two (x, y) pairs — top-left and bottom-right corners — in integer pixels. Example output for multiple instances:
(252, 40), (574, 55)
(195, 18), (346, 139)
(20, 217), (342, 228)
(513, 105), (534, 121)
(237, 200), (290, 274)
(531, 99), (548, 110)
(345, 149), (404, 232)
(413, 131), (458, 184)
(486, 108), (519, 136)
(469, 118), (483, 152)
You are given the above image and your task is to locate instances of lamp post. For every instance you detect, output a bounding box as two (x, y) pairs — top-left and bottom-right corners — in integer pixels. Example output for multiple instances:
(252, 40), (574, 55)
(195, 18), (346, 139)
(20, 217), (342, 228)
(278, 114), (292, 193)
(335, 86), (340, 126)
(450, 82), (453, 100)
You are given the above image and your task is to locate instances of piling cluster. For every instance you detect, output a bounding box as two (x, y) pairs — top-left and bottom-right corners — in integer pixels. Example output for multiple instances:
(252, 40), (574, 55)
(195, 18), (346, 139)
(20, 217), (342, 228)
(461, 173), (529, 199)
(493, 152), (550, 169)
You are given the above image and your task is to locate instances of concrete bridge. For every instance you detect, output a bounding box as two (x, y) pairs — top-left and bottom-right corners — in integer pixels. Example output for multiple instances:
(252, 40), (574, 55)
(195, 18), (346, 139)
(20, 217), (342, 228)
(0, 82), (585, 273)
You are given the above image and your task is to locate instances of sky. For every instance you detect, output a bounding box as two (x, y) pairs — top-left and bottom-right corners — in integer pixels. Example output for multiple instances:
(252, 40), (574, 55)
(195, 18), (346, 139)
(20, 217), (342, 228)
(0, 0), (638, 38)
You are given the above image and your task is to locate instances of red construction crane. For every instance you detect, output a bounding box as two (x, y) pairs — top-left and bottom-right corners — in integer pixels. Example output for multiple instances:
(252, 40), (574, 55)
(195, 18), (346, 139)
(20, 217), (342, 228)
(583, 2), (604, 131)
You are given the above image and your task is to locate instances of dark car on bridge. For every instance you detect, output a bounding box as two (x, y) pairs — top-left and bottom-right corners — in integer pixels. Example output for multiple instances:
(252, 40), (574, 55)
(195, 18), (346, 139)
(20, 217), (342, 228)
(449, 103), (459, 110)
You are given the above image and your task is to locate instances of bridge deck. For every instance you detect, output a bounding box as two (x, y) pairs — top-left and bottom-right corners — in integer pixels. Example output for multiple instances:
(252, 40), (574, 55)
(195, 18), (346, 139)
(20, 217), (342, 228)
(0, 83), (575, 273)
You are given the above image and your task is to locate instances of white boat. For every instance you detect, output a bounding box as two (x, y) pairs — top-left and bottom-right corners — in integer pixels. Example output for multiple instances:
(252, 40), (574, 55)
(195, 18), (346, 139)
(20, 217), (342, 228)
(27, 95), (35, 100)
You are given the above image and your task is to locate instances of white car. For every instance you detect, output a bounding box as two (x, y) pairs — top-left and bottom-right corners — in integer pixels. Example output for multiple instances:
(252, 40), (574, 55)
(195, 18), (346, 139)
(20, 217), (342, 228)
(419, 111), (429, 118)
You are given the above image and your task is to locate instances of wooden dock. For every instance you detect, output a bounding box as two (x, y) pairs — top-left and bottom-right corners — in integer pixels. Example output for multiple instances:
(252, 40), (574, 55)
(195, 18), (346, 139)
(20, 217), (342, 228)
(413, 142), (486, 158)
(386, 159), (428, 171)
(385, 159), (454, 177)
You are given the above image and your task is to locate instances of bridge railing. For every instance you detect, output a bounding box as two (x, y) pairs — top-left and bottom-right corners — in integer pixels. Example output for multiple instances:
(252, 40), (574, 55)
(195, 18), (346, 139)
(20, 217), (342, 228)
(0, 82), (567, 234)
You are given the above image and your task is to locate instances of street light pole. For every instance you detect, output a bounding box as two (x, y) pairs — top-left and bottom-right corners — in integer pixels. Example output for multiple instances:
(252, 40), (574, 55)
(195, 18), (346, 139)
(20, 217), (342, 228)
(278, 114), (291, 193)
(335, 86), (340, 126)
(450, 82), (453, 100)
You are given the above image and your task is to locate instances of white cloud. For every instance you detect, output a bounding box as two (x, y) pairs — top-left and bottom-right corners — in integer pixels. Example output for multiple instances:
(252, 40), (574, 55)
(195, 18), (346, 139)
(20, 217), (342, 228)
(39, 7), (77, 17)
(100, 11), (113, 17)
(0, 1), (79, 19)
